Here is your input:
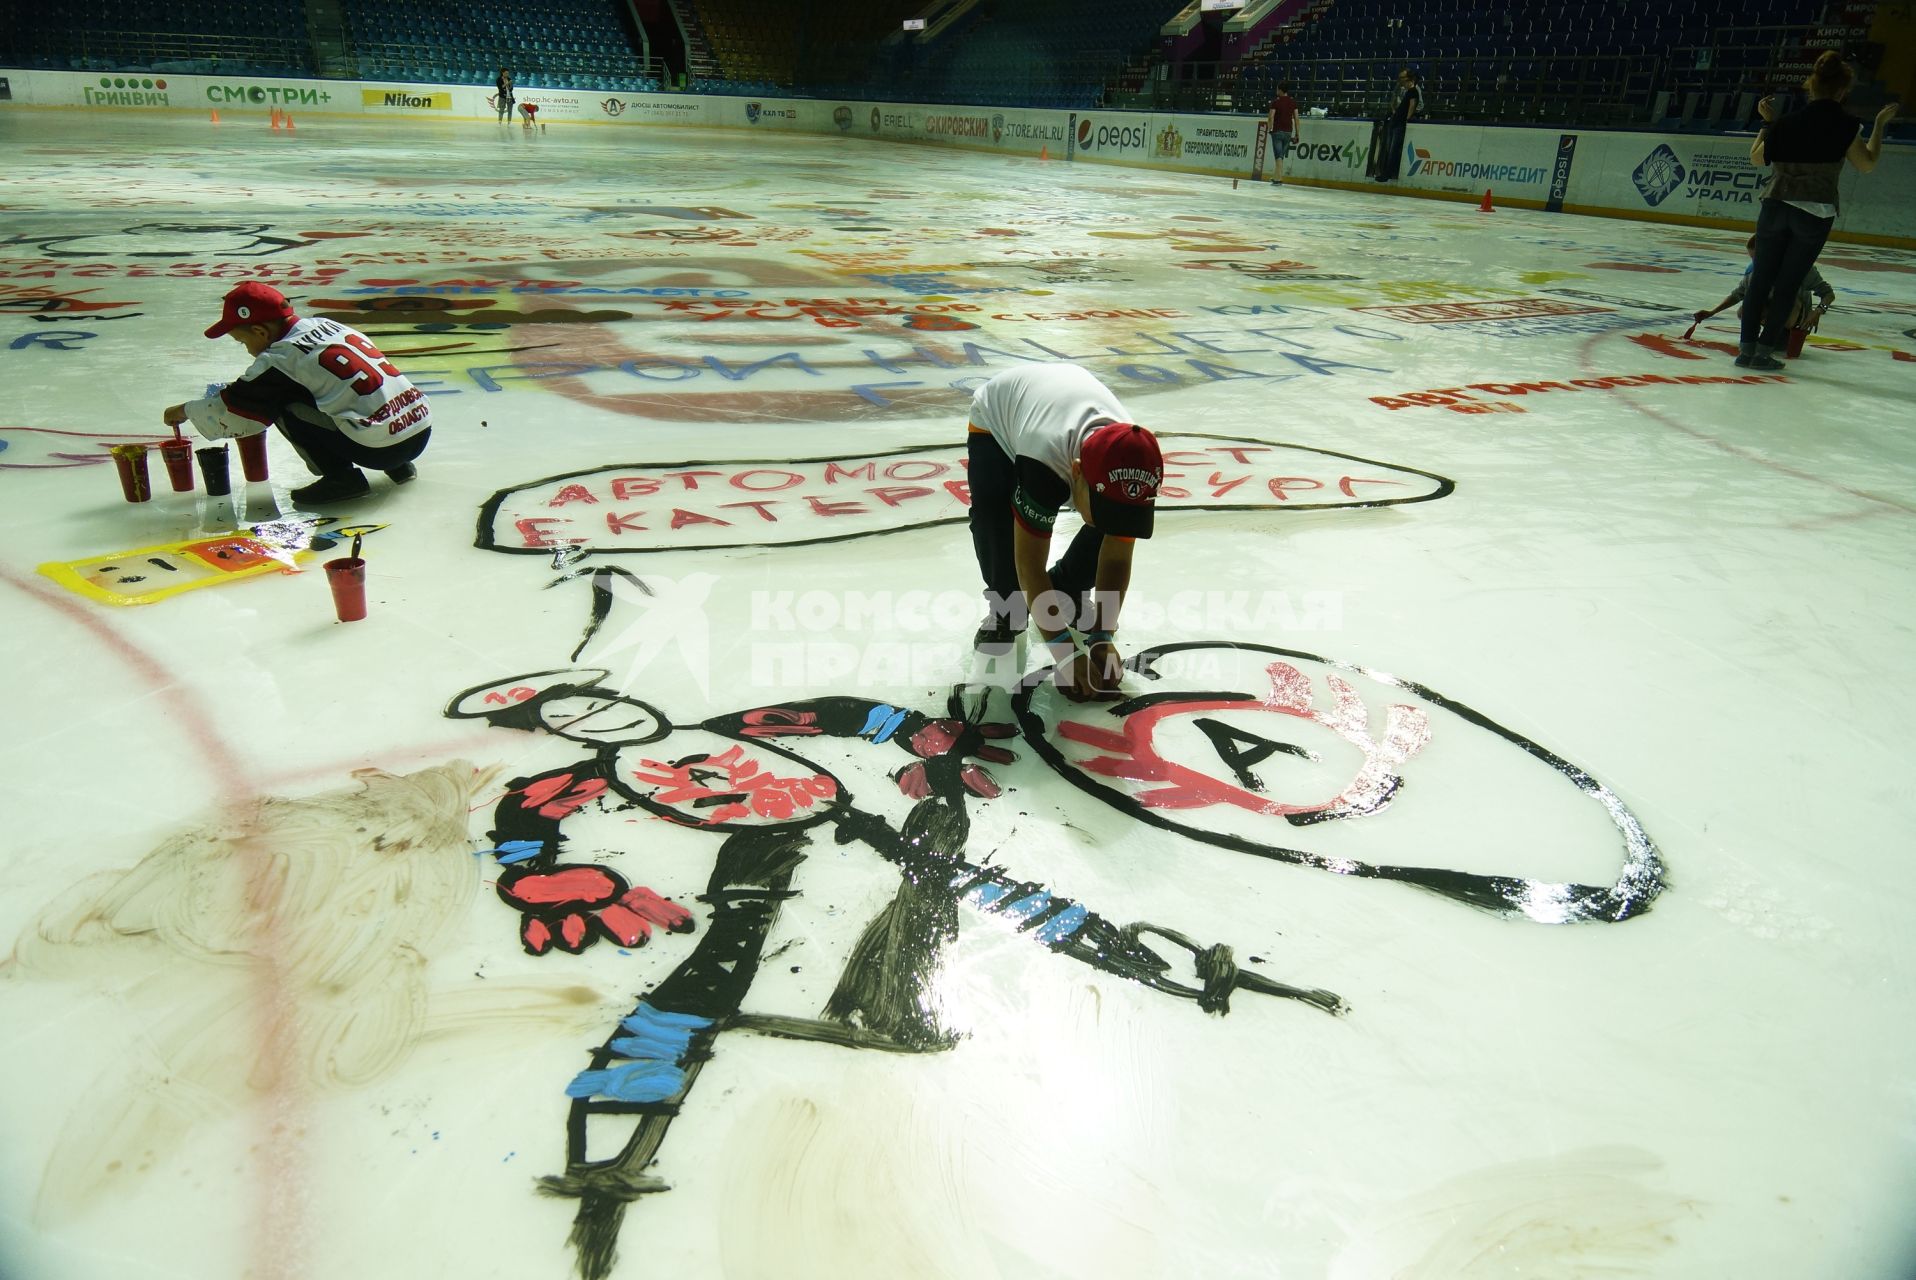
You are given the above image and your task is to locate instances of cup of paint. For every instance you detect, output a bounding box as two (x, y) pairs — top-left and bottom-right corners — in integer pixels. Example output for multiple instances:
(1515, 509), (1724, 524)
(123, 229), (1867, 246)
(110, 443), (152, 503)
(325, 557), (368, 622)
(236, 431), (270, 483)
(159, 438), (196, 492)
(196, 444), (232, 496)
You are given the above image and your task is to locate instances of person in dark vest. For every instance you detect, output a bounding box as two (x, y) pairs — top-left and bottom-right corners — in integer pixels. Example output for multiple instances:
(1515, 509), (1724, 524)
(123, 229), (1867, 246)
(1740, 52), (1898, 370)
(1374, 68), (1420, 182)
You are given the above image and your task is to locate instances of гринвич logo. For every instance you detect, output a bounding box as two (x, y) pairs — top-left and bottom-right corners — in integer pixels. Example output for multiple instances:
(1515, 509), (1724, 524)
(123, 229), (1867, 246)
(1633, 144), (1686, 207)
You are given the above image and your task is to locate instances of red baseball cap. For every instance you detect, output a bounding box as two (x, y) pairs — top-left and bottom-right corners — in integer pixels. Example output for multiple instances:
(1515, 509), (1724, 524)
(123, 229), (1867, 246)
(204, 282), (296, 339)
(1081, 422), (1162, 539)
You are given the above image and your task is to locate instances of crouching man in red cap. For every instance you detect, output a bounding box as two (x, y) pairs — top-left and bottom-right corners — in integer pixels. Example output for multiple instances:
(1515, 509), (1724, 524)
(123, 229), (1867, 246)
(966, 362), (1162, 700)
(162, 282), (433, 505)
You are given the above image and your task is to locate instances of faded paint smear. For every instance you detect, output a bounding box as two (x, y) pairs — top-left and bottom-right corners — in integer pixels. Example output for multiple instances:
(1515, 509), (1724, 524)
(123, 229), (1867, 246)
(1332, 1146), (1696, 1279)
(3, 762), (608, 1223)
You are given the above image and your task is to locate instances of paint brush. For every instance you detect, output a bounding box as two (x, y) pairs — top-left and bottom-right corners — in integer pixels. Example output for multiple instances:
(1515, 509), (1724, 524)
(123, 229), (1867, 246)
(350, 532), (364, 561)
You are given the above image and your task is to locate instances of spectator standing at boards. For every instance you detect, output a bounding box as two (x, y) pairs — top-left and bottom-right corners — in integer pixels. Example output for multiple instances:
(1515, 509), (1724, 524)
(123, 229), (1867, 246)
(495, 67), (515, 123)
(1374, 68), (1420, 182)
(1267, 81), (1301, 186)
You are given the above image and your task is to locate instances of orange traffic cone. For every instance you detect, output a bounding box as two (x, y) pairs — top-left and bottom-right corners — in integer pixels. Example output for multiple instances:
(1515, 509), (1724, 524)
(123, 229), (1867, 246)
(1040, 145), (1049, 161)
(284, 114), (295, 130)
(1478, 188), (1494, 212)
(270, 107), (281, 130)
(210, 109), (220, 124)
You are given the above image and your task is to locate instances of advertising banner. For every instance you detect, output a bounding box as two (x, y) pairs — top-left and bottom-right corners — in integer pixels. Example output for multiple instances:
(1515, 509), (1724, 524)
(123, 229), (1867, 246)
(1148, 114), (1260, 173)
(0, 67), (1906, 243)
(1396, 123), (1559, 201)
(1566, 130), (1767, 221)
(1068, 111), (1152, 163)
(361, 86), (453, 111)
(1267, 119), (1374, 183)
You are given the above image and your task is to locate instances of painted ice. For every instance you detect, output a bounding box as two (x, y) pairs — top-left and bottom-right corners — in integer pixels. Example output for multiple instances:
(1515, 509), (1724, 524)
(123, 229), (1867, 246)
(2, 112), (1914, 1280)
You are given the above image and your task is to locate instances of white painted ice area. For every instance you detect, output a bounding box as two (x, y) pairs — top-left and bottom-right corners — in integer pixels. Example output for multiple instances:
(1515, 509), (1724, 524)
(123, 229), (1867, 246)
(1, 111), (1914, 1280)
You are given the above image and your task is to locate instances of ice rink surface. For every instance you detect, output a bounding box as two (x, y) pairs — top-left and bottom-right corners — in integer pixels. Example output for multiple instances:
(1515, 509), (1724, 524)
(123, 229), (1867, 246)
(1, 111), (1913, 1280)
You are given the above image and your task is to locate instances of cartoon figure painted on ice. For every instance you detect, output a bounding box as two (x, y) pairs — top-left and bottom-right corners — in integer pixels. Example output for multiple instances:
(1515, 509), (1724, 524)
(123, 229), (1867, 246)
(446, 663), (1347, 1280)
(448, 572), (1664, 1279)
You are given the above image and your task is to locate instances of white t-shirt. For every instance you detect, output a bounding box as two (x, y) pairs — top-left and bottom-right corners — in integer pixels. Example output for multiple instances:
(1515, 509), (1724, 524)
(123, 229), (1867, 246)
(969, 363), (1130, 533)
(186, 316), (431, 448)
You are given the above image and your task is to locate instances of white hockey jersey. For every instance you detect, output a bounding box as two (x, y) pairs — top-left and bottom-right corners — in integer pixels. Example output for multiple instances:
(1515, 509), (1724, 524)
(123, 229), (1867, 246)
(186, 316), (432, 448)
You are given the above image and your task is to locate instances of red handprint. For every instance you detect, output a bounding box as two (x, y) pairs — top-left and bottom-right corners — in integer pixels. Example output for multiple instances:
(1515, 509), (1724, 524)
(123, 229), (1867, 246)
(497, 864), (695, 955)
(893, 718), (1017, 800)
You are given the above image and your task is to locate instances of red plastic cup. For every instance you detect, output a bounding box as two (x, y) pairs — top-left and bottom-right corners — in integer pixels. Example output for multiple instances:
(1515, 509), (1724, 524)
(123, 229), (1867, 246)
(325, 557), (368, 622)
(236, 431), (270, 482)
(110, 444), (152, 503)
(1786, 326), (1808, 359)
(160, 439), (196, 492)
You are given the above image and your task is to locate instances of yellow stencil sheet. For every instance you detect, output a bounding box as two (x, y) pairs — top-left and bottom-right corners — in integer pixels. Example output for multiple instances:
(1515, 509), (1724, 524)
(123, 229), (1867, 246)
(37, 520), (387, 606)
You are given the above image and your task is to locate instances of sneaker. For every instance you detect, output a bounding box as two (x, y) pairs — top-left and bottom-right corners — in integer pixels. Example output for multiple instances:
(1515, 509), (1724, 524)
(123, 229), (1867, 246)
(973, 620), (1019, 652)
(290, 471), (371, 505)
(1743, 353), (1785, 372)
(385, 461), (417, 484)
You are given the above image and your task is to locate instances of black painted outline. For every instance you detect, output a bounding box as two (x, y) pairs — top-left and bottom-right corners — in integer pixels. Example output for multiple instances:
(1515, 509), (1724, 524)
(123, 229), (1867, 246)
(1013, 642), (1666, 924)
(473, 432), (1458, 556)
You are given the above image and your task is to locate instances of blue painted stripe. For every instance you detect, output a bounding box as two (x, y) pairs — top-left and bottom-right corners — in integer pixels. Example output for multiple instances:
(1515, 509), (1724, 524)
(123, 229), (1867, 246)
(1000, 892), (1052, 924)
(491, 839), (543, 865)
(872, 708), (908, 744)
(608, 1032), (685, 1061)
(618, 1004), (716, 1034)
(964, 881), (1012, 908)
(1033, 904), (1088, 943)
(566, 1060), (687, 1102)
(858, 704), (897, 738)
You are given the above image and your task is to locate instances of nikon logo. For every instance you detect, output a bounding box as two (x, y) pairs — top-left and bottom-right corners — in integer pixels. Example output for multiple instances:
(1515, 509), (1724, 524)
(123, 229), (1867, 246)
(362, 89), (450, 110)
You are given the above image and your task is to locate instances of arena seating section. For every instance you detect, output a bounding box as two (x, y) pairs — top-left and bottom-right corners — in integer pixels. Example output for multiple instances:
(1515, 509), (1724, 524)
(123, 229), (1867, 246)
(681, 0), (926, 99)
(1231, 0), (1826, 127)
(2, 0), (314, 77)
(342, 0), (658, 92)
(791, 0), (1188, 107)
(0, 0), (1874, 134)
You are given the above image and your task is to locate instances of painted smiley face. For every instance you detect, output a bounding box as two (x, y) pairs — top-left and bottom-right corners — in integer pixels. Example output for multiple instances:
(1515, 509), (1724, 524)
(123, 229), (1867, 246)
(538, 694), (668, 744)
(1015, 642), (1665, 924)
